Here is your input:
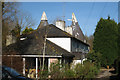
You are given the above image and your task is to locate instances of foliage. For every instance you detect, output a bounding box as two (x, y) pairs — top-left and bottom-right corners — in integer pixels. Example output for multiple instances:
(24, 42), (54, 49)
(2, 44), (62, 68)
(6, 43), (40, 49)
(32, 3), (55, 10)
(114, 23), (120, 74)
(87, 51), (101, 69)
(63, 64), (75, 78)
(74, 61), (99, 79)
(74, 63), (84, 78)
(11, 23), (21, 41)
(118, 23), (120, 74)
(64, 69), (75, 78)
(50, 63), (64, 79)
(22, 27), (34, 34)
(118, 23), (120, 56)
(38, 69), (49, 79)
(39, 62), (99, 79)
(93, 17), (118, 67)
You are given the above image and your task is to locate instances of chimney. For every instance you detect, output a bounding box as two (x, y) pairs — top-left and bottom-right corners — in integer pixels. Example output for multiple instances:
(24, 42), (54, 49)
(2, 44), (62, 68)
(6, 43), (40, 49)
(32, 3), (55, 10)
(55, 20), (65, 31)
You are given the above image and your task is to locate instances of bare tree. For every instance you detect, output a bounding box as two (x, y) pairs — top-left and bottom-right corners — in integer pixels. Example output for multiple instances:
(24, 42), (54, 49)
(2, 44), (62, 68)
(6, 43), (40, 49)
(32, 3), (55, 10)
(2, 2), (19, 48)
(15, 12), (36, 32)
(2, 2), (36, 47)
(2, 2), (18, 23)
(84, 35), (94, 51)
(11, 12), (36, 41)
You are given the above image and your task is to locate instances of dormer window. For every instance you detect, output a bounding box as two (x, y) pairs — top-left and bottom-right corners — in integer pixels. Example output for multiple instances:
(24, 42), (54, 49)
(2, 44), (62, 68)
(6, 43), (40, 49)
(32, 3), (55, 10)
(77, 32), (79, 35)
(20, 37), (27, 40)
(84, 40), (87, 43)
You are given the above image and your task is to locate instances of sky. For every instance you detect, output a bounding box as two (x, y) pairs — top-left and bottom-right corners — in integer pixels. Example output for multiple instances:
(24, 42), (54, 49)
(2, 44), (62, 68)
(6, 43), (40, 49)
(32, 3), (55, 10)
(19, 2), (118, 36)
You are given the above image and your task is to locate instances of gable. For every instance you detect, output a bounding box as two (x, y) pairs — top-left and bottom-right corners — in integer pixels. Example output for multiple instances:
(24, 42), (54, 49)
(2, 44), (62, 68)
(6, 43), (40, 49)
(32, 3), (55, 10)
(47, 38), (71, 52)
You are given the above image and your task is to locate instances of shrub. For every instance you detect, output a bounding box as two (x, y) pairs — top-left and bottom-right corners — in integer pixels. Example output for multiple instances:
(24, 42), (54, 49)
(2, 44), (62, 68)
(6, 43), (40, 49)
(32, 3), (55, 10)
(74, 61), (99, 79)
(50, 63), (64, 79)
(87, 51), (101, 69)
(64, 68), (75, 78)
(38, 66), (49, 79)
(38, 61), (99, 79)
(50, 63), (75, 79)
(74, 63), (84, 78)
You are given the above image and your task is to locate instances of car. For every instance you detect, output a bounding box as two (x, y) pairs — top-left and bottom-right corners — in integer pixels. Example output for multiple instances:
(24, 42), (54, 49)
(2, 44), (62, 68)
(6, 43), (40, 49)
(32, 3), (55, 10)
(2, 66), (34, 80)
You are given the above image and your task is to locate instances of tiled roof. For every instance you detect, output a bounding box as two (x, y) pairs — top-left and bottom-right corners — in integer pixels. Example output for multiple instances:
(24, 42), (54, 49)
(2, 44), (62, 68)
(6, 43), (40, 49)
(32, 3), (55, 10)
(38, 24), (72, 37)
(72, 52), (87, 60)
(4, 24), (89, 59)
(4, 24), (74, 58)
(72, 22), (85, 41)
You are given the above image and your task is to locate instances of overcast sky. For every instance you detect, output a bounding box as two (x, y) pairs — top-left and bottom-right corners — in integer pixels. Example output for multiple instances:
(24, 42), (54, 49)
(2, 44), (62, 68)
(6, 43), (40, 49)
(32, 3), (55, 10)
(19, 2), (118, 36)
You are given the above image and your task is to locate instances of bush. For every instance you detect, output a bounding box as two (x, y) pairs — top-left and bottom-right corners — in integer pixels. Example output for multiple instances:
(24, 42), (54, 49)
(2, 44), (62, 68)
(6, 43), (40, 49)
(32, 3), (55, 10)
(50, 63), (64, 79)
(74, 63), (84, 78)
(74, 61), (99, 79)
(64, 68), (75, 78)
(22, 27), (34, 34)
(39, 69), (49, 79)
(50, 63), (75, 79)
(38, 66), (49, 79)
(38, 61), (99, 79)
(87, 51), (101, 69)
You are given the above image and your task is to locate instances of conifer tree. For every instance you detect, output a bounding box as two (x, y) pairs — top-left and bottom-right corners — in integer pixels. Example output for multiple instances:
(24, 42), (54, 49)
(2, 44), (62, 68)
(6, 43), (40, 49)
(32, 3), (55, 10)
(118, 23), (120, 56)
(93, 17), (118, 67)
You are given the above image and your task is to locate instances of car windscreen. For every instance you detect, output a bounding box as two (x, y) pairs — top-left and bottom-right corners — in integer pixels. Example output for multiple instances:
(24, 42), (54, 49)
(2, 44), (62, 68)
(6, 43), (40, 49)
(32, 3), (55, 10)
(4, 67), (21, 77)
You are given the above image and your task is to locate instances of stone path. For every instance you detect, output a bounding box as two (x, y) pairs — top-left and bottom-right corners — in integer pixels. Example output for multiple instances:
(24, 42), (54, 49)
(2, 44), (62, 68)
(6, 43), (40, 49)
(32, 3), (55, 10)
(96, 70), (112, 78)
(96, 68), (117, 79)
